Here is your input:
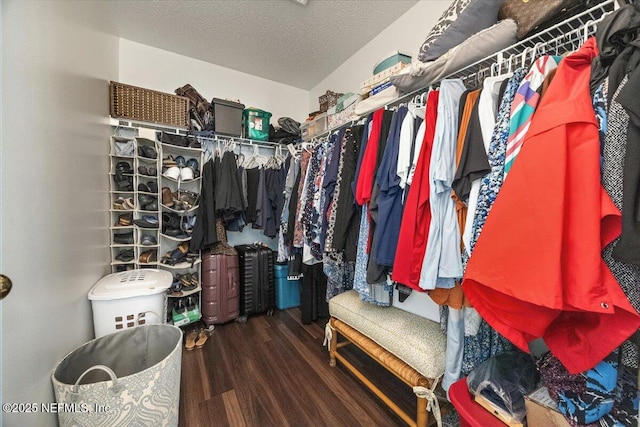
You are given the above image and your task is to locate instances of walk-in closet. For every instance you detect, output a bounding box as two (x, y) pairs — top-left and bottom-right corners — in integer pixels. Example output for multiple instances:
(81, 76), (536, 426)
(2, 1), (640, 426)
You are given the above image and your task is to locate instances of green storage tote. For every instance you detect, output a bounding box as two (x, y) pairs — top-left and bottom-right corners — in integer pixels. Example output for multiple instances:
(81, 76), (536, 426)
(243, 108), (272, 141)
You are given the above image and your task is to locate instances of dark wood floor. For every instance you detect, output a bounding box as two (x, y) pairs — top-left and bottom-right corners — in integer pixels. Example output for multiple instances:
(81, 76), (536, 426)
(178, 308), (449, 427)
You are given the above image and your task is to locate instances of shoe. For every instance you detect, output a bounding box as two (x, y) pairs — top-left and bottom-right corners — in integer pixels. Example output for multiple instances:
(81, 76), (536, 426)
(144, 199), (158, 211)
(162, 212), (181, 230)
(138, 183), (150, 192)
(138, 145), (157, 159)
(186, 158), (199, 173)
(175, 156), (187, 168)
(115, 213), (132, 227)
(162, 187), (174, 207)
(195, 330), (208, 348)
(164, 166), (180, 180)
(138, 165), (157, 176)
(115, 249), (134, 262)
(139, 249), (157, 264)
(113, 232), (134, 244)
(185, 330), (197, 351)
(180, 167), (194, 181)
(140, 234), (157, 246)
(134, 215), (159, 228)
(147, 181), (158, 193)
(113, 197), (126, 210)
(169, 279), (183, 296)
(113, 172), (133, 191)
(115, 161), (132, 174)
(163, 155), (177, 168)
(138, 194), (154, 206)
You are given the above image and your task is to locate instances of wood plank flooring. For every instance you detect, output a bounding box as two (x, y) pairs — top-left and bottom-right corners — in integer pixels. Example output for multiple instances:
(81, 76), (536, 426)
(178, 308), (449, 427)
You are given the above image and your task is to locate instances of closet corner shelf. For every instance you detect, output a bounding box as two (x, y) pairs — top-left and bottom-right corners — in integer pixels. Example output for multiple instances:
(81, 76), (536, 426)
(168, 285), (202, 298)
(161, 174), (201, 184)
(159, 259), (202, 270)
(161, 204), (199, 215)
(110, 225), (135, 231)
(160, 233), (192, 242)
(160, 143), (203, 154)
(110, 243), (136, 248)
(138, 262), (159, 266)
(109, 117), (189, 135)
(109, 172), (134, 177)
(138, 156), (159, 163)
(110, 260), (135, 266)
(112, 136), (134, 142)
(110, 191), (135, 195)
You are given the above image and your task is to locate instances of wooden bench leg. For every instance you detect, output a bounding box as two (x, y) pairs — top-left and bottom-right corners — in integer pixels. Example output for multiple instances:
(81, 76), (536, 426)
(329, 319), (337, 368)
(416, 396), (428, 427)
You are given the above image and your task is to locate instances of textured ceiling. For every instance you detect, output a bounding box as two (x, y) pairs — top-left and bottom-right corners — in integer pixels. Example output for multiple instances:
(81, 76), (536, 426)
(100, 0), (419, 90)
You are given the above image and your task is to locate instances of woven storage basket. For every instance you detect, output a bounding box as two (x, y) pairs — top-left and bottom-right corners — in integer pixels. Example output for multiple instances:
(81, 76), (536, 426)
(110, 81), (189, 128)
(318, 90), (344, 113)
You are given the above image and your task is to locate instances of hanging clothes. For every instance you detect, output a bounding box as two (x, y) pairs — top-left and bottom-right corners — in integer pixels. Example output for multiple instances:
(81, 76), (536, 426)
(391, 90), (440, 290)
(460, 74), (509, 256)
(355, 110), (384, 205)
(462, 38), (640, 374)
(293, 149), (312, 248)
(419, 79), (466, 290)
(371, 106), (408, 267)
(330, 126), (364, 262)
(191, 156), (219, 251)
(503, 55), (562, 177)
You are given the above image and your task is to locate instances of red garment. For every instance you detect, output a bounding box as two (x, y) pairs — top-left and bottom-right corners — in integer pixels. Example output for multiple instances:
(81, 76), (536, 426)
(462, 38), (640, 374)
(391, 91), (440, 290)
(355, 109), (384, 205)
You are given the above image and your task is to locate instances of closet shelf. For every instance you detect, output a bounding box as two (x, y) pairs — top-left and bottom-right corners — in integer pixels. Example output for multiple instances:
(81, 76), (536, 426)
(110, 260), (136, 266)
(137, 209), (160, 214)
(109, 154), (135, 159)
(168, 285), (202, 298)
(109, 172), (134, 177)
(161, 174), (201, 184)
(138, 156), (158, 163)
(110, 243), (136, 248)
(160, 233), (192, 242)
(110, 209), (134, 213)
(110, 225), (135, 230)
(159, 259), (202, 270)
(160, 143), (202, 154)
(138, 191), (159, 196)
(112, 136), (134, 142)
(162, 204), (199, 215)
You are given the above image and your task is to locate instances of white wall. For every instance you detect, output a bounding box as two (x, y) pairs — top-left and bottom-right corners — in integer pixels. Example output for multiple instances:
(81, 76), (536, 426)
(119, 39), (310, 124)
(309, 0), (449, 111)
(2, 1), (119, 425)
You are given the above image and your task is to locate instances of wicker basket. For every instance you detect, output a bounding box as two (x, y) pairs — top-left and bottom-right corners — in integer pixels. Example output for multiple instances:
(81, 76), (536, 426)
(110, 81), (190, 128)
(318, 90), (344, 113)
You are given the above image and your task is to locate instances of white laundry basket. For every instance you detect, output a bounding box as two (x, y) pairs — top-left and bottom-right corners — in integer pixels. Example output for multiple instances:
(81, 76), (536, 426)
(52, 324), (182, 427)
(88, 269), (172, 338)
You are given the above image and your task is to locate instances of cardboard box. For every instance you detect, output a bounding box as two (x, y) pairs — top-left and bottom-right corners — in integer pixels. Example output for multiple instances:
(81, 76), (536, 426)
(525, 387), (570, 427)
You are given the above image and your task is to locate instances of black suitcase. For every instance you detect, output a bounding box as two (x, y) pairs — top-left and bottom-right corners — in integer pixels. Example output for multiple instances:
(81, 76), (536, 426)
(235, 244), (275, 317)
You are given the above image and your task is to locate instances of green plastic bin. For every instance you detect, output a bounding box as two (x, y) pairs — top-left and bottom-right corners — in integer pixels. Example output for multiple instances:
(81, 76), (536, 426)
(243, 108), (272, 141)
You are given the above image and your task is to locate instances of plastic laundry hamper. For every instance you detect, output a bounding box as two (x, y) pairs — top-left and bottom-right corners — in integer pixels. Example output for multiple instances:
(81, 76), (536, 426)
(88, 269), (172, 338)
(52, 324), (182, 427)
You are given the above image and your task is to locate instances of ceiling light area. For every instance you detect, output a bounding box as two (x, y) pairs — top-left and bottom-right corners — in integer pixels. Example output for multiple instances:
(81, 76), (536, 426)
(292, 0), (308, 5)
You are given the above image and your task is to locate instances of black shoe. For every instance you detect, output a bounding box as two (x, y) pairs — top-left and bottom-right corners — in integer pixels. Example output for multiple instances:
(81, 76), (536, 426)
(113, 232), (134, 244)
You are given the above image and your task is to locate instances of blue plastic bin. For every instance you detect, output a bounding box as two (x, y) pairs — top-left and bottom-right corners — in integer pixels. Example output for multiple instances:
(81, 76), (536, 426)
(275, 264), (300, 310)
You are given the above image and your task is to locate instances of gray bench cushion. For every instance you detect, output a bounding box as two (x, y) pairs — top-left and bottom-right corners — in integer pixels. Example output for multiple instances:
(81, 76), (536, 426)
(329, 290), (446, 379)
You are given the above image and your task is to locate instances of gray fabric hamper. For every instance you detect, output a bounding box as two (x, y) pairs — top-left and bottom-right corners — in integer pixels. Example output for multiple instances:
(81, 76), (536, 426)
(52, 324), (182, 427)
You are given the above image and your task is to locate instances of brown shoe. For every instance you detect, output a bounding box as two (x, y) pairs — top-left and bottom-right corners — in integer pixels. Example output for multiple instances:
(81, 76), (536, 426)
(185, 330), (197, 351)
(162, 187), (174, 207)
(195, 330), (208, 348)
(139, 249), (157, 264)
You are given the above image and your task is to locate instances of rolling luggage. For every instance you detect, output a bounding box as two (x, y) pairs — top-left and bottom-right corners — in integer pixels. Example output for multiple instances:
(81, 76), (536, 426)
(235, 244), (275, 317)
(201, 250), (240, 325)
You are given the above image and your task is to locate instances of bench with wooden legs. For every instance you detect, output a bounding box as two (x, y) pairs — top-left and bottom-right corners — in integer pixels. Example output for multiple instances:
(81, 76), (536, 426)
(327, 290), (447, 427)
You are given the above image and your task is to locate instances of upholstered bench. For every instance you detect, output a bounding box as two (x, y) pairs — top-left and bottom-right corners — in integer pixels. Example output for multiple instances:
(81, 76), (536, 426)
(327, 290), (446, 427)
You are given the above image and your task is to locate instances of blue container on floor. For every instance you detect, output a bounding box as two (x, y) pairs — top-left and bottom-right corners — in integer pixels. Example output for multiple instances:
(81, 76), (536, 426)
(275, 264), (300, 310)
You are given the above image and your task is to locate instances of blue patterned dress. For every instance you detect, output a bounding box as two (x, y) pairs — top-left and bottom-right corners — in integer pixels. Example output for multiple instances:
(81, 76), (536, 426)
(460, 68), (527, 376)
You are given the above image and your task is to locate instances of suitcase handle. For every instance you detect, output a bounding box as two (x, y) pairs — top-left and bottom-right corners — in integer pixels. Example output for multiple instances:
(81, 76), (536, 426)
(69, 365), (123, 402)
